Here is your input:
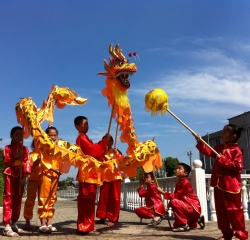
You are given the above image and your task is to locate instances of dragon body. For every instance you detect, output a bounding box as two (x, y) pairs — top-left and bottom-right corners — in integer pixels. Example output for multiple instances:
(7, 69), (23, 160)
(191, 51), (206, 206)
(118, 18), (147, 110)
(16, 82), (161, 184)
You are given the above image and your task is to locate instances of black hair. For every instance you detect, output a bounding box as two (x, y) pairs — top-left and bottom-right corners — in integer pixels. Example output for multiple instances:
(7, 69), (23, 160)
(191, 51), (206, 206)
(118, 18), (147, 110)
(144, 171), (155, 181)
(103, 135), (114, 142)
(74, 116), (87, 126)
(178, 162), (191, 177)
(224, 124), (244, 142)
(45, 126), (59, 135)
(10, 126), (22, 137)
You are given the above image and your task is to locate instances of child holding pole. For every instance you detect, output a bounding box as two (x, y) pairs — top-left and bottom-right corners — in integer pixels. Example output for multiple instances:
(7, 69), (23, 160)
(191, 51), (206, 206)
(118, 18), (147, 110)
(74, 116), (109, 235)
(135, 171), (165, 226)
(2, 126), (31, 237)
(157, 163), (202, 232)
(96, 135), (123, 227)
(194, 124), (248, 240)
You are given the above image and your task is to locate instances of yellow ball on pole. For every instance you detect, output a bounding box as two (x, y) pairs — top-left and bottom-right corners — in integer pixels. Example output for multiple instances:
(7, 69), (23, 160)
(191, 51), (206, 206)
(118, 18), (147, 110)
(144, 89), (169, 116)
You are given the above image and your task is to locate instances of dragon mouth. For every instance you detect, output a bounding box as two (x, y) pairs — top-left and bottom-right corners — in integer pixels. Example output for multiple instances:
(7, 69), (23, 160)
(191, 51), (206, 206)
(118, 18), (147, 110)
(115, 71), (134, 89)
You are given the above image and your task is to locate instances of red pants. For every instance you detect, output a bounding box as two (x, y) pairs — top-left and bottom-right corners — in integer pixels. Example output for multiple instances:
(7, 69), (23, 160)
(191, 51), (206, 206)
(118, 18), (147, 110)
(77, 182), (97, 233)
(3, 175), (24, 225)
(214, 187), (248, 240)
(96, 180), (121, 222)
(169, 199), (200, 229)
(135, 206), (162, 219)
(24, 179), (40, 220)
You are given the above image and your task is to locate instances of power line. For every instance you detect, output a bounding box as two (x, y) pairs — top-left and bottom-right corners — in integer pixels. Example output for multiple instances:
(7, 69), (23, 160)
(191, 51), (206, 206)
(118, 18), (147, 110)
(174, 144), (196, 159)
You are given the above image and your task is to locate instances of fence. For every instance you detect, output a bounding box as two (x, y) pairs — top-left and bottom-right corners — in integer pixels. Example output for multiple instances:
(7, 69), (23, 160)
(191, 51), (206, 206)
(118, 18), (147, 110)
(57, 160), (250, 222)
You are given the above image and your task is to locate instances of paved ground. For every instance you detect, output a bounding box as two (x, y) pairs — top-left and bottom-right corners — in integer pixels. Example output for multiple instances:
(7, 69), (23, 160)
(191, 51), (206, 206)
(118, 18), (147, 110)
(0, 199), (250, 239)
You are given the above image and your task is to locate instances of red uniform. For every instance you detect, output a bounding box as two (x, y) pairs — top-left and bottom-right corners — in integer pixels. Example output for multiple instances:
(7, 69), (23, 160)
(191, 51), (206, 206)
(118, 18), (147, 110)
(197, 142), (248, 240)
(135, 183), (165, 219)
(96, 148), (123, 223)
(76, 133), (107, 233)
(3, 142), (31, 225)
(163, 178), (201, 229)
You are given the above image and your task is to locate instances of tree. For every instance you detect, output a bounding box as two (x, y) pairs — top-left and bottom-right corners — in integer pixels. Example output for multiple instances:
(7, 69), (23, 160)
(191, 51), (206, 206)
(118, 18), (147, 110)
(164, 156), (179, 177)
(65, 177), (75, 187)
(155, 158), (167, 178)
(129, 167), (144, 181)
(58, 179), (68, 189)
(58, 177), (76, 189)
(0, 148), (4, 206)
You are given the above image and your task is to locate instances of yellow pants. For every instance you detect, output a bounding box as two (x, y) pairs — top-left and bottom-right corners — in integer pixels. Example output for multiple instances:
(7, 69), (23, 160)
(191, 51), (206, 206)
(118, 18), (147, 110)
(38, 174), (59, 219)
(23, 179), (40, 220)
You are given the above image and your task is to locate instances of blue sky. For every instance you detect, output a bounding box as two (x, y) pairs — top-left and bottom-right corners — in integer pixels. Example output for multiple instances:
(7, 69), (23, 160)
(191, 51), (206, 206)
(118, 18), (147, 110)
(1, 1), (250, 180)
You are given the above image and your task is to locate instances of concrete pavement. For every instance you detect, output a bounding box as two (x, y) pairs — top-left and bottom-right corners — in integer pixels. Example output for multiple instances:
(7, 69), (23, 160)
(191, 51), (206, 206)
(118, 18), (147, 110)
(0, 199), (249, 239)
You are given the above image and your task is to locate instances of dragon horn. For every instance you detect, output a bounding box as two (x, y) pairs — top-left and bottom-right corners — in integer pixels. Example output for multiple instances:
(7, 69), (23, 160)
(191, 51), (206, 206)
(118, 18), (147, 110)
(109, 44), (118, 58)
(115, 44), (126, 59)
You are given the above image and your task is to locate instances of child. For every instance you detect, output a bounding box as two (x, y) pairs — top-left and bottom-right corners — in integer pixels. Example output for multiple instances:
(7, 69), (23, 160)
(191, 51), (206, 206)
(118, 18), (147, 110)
(74, 116), (109, 235)
(38, 126), (61, 233)
(135, 172), (165, 226)
(194, 124), (248, 240)
(157, 163), (202, 232)
(23, 141), (41, 230)
(96, 135), (123, 227)
(2, 126), (31, 237)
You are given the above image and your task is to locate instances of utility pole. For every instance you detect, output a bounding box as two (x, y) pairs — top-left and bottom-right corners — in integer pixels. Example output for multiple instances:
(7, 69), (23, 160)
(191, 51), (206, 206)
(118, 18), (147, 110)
(187, 151), (193, 168)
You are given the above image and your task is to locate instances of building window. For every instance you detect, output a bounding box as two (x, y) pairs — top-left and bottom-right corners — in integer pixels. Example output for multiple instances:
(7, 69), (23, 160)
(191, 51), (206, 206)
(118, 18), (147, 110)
(215, 139), (220, 146)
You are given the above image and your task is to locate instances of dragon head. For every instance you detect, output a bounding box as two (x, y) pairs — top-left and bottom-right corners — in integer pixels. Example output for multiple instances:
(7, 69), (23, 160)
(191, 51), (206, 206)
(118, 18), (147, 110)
(99, 44), (137, 108)
(98, 44), (137, 89)
(52, 85), (88, 108)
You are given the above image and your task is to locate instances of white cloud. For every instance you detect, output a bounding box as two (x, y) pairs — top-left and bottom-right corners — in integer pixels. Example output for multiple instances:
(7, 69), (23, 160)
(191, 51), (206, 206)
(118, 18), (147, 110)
(161, 71), (250, 107)
(134, 42), (250, 114)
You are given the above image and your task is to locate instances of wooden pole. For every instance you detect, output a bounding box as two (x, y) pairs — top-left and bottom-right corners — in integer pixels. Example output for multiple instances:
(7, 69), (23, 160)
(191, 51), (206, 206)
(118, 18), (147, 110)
(140, 166), (144, 224)
(140, 197), (143, 224)
(107, 102), (116, 136)
(19, 127), (24, 195)
(114, 121), (119, 149)
(167, 109), (220, 157)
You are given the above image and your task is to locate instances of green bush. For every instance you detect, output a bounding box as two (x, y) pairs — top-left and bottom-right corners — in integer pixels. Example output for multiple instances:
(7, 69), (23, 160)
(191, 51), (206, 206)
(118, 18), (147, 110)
(164, 156), (179, 177)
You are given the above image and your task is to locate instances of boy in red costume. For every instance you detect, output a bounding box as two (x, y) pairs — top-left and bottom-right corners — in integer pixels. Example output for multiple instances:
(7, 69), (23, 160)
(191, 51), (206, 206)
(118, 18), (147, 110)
(135, 172), (165, 226)
(194, 124), (248, 240)
(96, 136), (123, 227)
(158, 163), (203, 232)
(3, 126), (31, 237)
(74, 116), (109, 235)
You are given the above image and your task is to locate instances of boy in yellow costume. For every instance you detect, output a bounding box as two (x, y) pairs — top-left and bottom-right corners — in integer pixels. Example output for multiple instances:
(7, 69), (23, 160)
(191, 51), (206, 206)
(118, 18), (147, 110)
(23, 144), (41, 230)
